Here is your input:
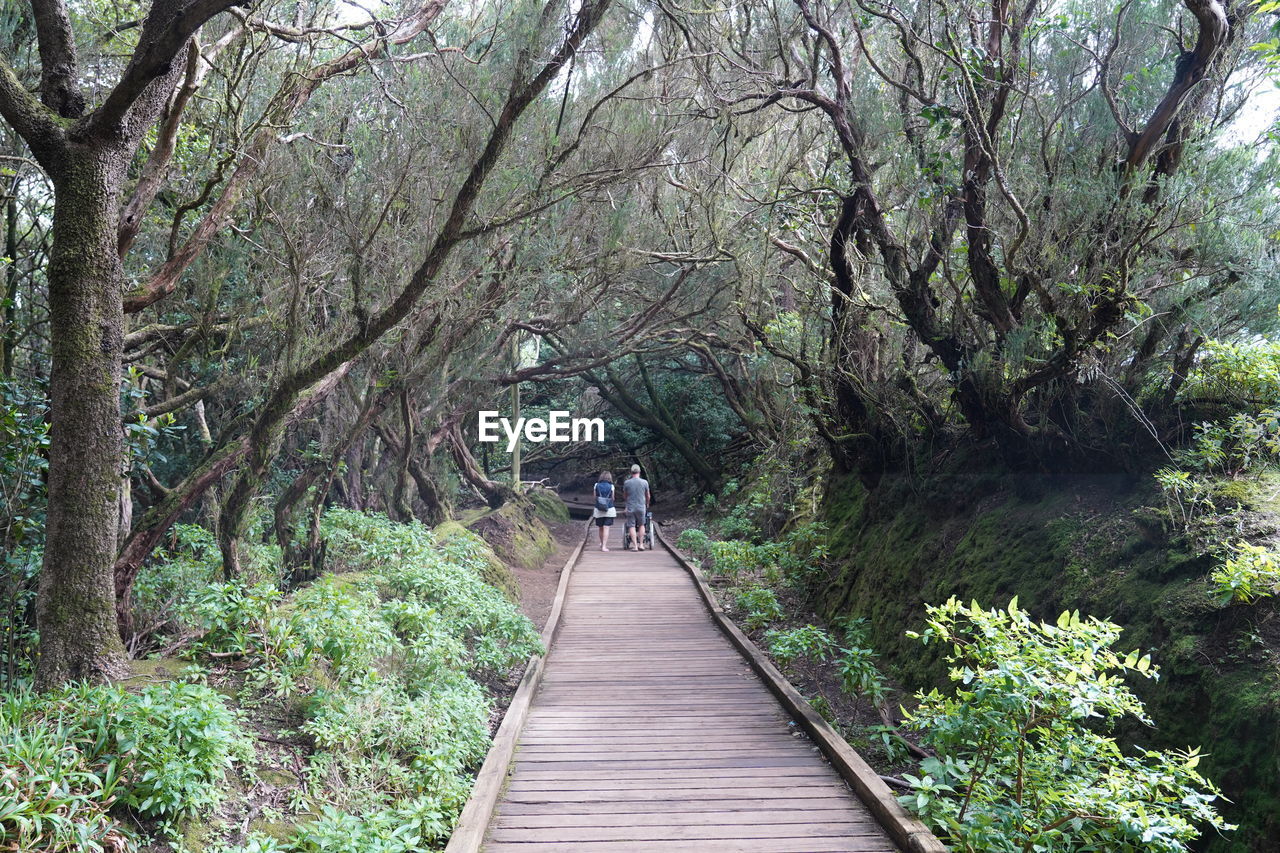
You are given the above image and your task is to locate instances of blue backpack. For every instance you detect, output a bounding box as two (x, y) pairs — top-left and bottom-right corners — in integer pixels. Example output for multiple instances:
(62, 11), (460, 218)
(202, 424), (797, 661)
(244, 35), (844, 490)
(594, 481), (614, 511)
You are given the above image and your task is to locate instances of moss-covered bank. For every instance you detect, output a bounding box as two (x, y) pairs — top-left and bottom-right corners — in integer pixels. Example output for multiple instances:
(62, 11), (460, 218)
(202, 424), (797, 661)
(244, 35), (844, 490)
(820, 465), (1280, 851)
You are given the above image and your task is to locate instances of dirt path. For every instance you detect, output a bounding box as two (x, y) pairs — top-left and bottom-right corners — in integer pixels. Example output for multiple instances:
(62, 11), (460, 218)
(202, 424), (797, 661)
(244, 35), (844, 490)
(513, 518), (585, 631)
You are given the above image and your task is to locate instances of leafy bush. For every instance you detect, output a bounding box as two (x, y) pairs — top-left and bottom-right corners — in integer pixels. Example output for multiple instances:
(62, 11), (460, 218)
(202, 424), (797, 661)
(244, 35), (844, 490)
(0, 546), (39, 691)
(707, 539), (779, 579)
(230, 798), (452, 853)
(1, 681), (251, 849)
(901, 597), (1233, 852)
(776, 521), (829, 586)
(734, 585), (783, 630)
(1179, 410), (1280, 477)
(834, 644), (887, 704)
(0, 690), (132, 852)
(1182, 339), (1280, 406)
(1154, 467), (1217, 533)
(196, 509), (541, 849)
(0, 379), (49, 546)
(763, 625), (834, 671)
(131, 523), (221, 633)
(1210, 541), (1280, 604)
(675, 527), (712, 562)
(0, 381), (48, 690)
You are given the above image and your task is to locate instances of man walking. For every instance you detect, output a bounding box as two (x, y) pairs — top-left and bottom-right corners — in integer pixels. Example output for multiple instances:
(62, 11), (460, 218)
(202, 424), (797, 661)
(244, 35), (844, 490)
(622, 464), (651, 551)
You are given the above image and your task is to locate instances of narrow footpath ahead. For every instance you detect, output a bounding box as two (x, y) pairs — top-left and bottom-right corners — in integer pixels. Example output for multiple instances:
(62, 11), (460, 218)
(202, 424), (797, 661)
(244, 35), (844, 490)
(482, 524), (902, 852)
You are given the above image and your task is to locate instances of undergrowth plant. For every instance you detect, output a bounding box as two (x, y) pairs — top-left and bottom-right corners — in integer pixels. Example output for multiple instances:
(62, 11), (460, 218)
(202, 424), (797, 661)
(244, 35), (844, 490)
(734, 585), (783, 630)
(0, 682), (252, 850)
(1210, 541), (1280, 604)
(763, 625), (835, 670)
(208, 509), (541, 852)
(901, 597), (1232, 852)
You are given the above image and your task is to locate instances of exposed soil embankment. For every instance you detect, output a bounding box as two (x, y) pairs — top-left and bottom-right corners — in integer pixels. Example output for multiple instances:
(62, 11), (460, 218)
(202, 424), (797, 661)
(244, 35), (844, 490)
(820, 465), (1280, 852)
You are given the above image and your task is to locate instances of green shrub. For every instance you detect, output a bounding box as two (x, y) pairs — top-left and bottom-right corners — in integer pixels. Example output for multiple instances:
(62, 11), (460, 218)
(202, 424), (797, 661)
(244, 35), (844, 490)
(1179, 410), (1280, 477)
(232, 798), (452, 853)
(131, 523), (221, 632)
(0, 681), (251, 849)
(1182, 339), (1280, 406)
(707, 539), (778, 578)
(1154, 467), (1217, 533)
(0, 689), (132, 852)
(675, 527), (712, 562)
(901, 597), (1232, 852)
(776, 521), (829, 586)
(734, 586), (783, 630)
(834, 644), (887, 704)
(763, 624), (834, 671)
(194, 509), (541, 849)
(0, 546), (39, 691)
(1210, 541), (1280, 604)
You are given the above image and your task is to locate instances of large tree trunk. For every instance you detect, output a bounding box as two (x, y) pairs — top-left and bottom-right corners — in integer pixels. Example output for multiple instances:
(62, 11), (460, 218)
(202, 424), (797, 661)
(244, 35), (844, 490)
(35, 145), (129, 688)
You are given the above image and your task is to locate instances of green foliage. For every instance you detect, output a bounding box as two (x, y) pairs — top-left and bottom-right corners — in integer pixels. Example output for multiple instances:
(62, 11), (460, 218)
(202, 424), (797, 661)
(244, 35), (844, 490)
(0, 545), (38, 692)
(707, 538), (777, 579)
(763, 624), (834, 671)
(0, 682), (251, 849)
(675, 527), (712, 562)
(834, 644), (887, 705)
(1179, 410), (1280, 478)
(776, 522), (830, 587)
(1182, 339), (1280, 406)
(132, 523), (222, 634)
(1154, 467), (1218, 533)
(1209, 541), (1280, 604)
(0, 381), (48, 689)
(225, 798), (451, 853)
(0, 379), (48, 547)
(191, 509), (541, 850)
(733, 585), (783, 630)
(901, 597), (1232, 852)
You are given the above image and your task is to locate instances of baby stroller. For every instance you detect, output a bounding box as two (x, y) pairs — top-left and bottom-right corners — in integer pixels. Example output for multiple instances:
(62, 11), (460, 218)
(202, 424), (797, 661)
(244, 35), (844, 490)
(623, 511), (654, 550)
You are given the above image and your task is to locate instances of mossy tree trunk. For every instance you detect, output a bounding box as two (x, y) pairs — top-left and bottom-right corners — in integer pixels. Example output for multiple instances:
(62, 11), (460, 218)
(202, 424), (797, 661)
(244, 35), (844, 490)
(35, 145), (131, 687)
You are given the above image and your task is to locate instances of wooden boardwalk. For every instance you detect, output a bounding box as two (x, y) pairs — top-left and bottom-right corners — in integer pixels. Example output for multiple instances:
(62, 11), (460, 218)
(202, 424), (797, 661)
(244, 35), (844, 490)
(482, 525), (901, 852)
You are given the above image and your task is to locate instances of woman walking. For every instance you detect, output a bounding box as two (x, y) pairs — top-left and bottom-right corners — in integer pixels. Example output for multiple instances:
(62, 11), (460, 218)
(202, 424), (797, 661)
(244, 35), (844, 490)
(592, 470), (617, 551)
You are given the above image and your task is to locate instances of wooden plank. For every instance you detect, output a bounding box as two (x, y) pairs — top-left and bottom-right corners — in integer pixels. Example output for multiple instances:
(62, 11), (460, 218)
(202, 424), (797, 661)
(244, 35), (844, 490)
(504, 779), (848, 794)
(501, 778), (860, 799)
(495, 796), (879, 816)
(487, 822), (886, 842)
(504, 767), (835, 781)
(485, 839), (896, 852)
(494, 809), (865, 828)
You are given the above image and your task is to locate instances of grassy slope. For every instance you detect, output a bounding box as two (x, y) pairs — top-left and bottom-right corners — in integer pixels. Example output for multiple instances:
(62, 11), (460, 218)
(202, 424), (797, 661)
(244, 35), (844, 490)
(820, 465), (1280, 851)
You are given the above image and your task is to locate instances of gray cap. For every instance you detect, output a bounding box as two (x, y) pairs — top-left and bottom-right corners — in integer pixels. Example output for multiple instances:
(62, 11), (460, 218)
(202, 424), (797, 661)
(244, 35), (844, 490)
(630, 464), (641, 474)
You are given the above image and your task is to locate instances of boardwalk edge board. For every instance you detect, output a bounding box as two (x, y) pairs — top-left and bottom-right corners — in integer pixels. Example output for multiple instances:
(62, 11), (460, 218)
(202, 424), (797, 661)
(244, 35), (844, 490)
(444, 524), (588, 853)
(654, 523), (950, 853)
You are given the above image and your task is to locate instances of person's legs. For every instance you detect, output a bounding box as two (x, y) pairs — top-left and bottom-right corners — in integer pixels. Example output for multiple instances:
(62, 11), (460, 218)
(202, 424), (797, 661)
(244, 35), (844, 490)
(597, 519), (610, 550)
(638, 520), (647, 550)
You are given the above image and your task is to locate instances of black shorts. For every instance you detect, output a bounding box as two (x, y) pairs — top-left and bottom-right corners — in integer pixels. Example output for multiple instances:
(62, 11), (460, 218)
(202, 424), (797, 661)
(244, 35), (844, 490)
(594, 516), (614, 527)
